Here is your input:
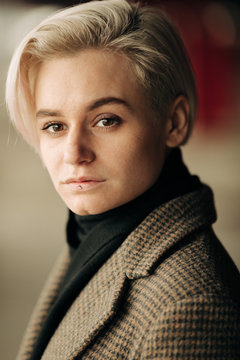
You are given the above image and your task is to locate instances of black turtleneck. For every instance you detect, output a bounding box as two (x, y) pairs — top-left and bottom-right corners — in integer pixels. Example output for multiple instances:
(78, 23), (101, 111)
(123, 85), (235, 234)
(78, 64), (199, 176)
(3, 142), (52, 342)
(30, 147), (201, 360)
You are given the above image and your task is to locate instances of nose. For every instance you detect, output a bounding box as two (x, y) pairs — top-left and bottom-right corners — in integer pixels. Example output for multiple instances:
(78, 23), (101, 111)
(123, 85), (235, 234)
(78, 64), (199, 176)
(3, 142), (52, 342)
(64, 128), (95, 165)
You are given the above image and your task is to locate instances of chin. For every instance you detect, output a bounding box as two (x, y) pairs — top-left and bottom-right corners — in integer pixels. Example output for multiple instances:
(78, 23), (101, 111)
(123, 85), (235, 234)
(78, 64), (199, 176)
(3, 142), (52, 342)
(66, 200), (110, 216)
(67, 197), (128, 216)
(62, 191), (140, 216)
(66, 203), (97, 216)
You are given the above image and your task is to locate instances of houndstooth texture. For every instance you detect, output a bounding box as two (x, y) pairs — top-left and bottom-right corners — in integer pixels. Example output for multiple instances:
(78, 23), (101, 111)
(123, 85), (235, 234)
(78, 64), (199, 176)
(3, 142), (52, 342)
(16, 248), (71, 360)
(17, 186), (240, 359)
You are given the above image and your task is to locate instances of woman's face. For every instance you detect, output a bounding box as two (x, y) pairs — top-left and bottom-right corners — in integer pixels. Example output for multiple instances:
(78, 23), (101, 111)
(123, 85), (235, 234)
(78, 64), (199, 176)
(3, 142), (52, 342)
(35, 49), (169, 215)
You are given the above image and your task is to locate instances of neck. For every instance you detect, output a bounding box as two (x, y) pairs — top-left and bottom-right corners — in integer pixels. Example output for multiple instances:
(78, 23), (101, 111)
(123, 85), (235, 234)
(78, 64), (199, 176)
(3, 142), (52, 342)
(66, 147), (201, 252)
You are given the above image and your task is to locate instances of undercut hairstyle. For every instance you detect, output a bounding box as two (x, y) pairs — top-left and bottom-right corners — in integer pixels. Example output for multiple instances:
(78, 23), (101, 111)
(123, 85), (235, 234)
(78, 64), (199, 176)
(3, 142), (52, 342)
(6, 0), (197, 148)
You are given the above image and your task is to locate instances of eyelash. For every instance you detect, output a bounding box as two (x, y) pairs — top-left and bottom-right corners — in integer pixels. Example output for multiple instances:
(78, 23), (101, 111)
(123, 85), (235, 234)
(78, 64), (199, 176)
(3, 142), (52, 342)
(95, 115), (121, 128)
(41, 115), (121, 134)
(41, 122), (66, 134)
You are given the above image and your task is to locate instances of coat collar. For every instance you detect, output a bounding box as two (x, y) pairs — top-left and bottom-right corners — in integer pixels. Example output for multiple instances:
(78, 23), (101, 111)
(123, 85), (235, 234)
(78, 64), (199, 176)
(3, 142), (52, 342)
(19, 185), (216, 359)
(42, 249), (127, 359)
(122, 185), (216, 280)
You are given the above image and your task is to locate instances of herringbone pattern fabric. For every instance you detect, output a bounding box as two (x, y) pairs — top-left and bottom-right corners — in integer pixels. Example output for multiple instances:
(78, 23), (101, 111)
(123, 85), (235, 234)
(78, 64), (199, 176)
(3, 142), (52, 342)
(17, 248), (70, 360)
(17, 186), (240, 359)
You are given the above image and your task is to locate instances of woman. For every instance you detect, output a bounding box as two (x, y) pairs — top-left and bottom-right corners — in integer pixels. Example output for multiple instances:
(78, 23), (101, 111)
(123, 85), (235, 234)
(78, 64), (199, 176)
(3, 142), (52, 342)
(6, 0), (240, 359)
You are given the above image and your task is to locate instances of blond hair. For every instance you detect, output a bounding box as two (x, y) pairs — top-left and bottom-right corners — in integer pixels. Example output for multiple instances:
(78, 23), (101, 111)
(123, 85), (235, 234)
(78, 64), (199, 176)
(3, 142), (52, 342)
(6, 0), (197, 147)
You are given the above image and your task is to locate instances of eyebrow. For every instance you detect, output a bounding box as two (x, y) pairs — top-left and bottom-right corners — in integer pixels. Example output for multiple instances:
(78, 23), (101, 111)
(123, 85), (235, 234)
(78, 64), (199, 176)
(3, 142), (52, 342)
(36, 97), (133, 119)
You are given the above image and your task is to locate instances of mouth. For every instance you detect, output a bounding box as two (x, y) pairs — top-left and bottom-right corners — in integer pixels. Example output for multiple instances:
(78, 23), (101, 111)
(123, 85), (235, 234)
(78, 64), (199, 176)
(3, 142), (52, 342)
(63, 177), (105, 191)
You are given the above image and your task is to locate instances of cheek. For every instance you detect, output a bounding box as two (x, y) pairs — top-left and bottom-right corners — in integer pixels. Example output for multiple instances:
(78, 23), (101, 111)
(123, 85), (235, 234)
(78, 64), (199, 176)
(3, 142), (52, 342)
(40, 144), (60, 184)
(131, 132), (164, 164)
(114, 132), (165, 181)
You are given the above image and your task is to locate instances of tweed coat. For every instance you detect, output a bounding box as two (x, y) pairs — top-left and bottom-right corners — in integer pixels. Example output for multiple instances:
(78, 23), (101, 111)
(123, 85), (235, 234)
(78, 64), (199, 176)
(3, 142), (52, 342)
(17, 185), (240, 359)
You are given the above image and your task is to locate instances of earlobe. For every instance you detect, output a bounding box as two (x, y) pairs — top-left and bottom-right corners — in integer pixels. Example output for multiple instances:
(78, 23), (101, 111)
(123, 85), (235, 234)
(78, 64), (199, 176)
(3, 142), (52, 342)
(165, 95), (190, 147)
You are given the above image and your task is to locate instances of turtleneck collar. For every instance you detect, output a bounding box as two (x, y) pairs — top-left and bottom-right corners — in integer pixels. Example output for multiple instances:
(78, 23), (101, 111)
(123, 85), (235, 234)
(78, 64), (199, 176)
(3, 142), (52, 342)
(66, 147), (201, 256)
(29, 147), (202, 360)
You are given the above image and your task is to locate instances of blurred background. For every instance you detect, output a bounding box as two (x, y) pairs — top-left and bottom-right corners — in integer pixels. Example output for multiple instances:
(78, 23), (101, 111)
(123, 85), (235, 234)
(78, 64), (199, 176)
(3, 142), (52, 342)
(0, 0), (239, 358)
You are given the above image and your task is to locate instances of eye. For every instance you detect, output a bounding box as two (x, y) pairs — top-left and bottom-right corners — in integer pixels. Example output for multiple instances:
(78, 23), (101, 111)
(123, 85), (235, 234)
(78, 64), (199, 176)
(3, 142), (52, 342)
(41, 122), (67, 134)
(95, 116), (120, 128)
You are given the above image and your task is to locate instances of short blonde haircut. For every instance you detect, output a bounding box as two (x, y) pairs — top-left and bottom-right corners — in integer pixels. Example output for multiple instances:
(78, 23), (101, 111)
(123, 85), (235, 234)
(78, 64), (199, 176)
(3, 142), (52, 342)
(6, 0), (197, 148)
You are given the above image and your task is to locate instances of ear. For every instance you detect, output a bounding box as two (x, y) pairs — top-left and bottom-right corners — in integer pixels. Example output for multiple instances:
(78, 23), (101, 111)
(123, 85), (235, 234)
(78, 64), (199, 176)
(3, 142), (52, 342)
(165, 95), (190, 147)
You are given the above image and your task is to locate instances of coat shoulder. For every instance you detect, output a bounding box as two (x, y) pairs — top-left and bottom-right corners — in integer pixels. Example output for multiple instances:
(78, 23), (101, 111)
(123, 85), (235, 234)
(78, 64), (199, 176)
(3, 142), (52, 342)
(141, 293), (240, 359)
(128, 229), (240, 359)
(143, 226), (240, 309)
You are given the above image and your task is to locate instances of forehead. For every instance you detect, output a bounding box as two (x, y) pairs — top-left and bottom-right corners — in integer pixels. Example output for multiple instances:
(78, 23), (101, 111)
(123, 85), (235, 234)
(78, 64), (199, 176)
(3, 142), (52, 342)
(34, 49), (147, 109)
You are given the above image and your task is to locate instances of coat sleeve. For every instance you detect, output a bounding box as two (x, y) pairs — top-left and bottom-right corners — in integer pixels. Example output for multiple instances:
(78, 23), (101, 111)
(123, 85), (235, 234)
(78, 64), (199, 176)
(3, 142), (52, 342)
(140, 294), (240, 360)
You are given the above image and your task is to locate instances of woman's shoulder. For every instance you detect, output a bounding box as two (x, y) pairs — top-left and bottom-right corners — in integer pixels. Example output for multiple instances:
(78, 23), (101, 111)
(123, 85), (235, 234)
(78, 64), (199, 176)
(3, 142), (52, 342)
(146, 226), (240, 306)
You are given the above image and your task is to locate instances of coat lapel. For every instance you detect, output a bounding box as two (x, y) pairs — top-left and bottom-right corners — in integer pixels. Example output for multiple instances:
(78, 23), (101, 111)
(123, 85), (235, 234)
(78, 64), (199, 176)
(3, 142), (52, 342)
(19, 186), (216, 359)
(17, 248), (71, 360)
(123, 185), (216, 280)
(42, 248), (128, 359)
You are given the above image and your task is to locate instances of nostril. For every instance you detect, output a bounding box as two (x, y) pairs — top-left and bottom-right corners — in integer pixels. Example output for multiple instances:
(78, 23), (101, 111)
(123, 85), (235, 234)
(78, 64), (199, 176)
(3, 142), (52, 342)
(64, 143), (95, 165)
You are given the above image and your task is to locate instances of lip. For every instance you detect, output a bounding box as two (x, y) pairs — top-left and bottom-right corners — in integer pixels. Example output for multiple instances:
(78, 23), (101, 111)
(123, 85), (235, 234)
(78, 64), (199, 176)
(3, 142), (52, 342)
(64, 176), (104, 184)
(62, 177), (105, 191)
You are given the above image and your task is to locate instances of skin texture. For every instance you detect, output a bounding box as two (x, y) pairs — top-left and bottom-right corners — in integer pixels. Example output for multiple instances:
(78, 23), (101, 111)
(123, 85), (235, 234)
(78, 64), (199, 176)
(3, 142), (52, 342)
(34, 49), (187, 215)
